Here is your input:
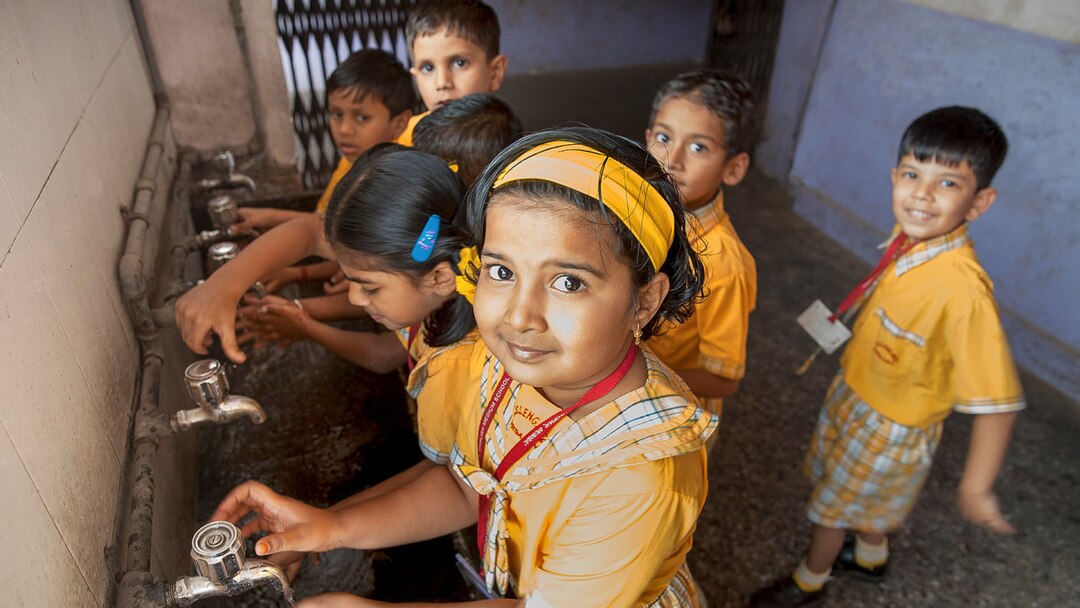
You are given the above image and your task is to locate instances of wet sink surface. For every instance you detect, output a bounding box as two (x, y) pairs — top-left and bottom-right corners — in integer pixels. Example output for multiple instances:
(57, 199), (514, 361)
(193, 337), (469, 605)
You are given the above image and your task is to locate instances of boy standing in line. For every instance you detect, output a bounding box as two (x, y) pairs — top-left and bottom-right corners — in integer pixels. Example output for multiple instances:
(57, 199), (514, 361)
(645, 70), (758, 420)
(753, 106), (1025, 607)
(398, 0), (507, 146)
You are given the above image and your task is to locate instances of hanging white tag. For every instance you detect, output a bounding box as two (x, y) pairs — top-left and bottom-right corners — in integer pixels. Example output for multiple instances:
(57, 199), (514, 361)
(797, 300), (851, 354)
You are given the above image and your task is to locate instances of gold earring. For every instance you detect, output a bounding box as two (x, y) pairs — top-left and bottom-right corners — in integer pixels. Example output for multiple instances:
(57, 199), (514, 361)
(633, 325), (642, 346)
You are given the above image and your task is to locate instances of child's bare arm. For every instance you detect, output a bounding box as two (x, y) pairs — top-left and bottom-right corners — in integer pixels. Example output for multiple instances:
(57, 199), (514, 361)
(957, 410), (1019, 534)
(175, 214), (331, 362)
(675, 368), (740, 399)
(299, 292), (367, 322)
(230, 207), (311, 233)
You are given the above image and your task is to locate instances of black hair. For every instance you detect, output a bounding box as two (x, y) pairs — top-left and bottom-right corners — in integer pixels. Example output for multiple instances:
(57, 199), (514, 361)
(325, 49), (416, 117)
(406, 0), (500, 59)
(898, 106), (1008, 190)
(324, 144), (473, 346)
(412, 93), (523, 188)
(463, 127), (706, 341)
(649, 69), (759, 158)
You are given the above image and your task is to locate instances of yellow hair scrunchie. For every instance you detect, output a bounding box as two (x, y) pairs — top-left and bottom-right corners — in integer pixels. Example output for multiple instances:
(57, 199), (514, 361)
(491, 140), (675, 272)
(455, 245), (480, 304)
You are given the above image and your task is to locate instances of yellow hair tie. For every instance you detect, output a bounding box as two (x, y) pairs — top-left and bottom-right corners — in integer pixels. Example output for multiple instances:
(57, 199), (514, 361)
(455, 245), (480, 304)
(447, 161), (459, 173)
(492, 140), (675, 271)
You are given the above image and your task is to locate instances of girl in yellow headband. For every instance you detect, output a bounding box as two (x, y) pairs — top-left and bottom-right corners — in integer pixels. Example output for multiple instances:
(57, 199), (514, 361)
(211, 128), (716, 608)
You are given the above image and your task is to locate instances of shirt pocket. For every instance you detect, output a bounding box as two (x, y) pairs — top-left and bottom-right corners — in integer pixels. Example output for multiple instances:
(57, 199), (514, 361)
(868, 307), (925, 379)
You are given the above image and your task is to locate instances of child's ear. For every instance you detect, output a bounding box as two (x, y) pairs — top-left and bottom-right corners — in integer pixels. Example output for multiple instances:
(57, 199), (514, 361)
(632, 272), (671, 331)
(487, 54), (508, 92)
(965, 187), (997, 222)
(425, 261), (459, 296)
(721, 152), (750, 187)
(388, 109), (413, 141)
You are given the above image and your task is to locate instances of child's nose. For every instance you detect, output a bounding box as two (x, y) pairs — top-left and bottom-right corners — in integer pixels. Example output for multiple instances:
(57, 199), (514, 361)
(347, 283), (369, 307)
(504, 284), (544, 332)
(435, 66), (452, 90)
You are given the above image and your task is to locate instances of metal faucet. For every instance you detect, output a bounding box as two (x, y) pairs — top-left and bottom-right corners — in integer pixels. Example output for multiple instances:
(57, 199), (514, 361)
(171, 360), (266, 432)
(166, 521), (292, 606)
(197, 150), (257, 192)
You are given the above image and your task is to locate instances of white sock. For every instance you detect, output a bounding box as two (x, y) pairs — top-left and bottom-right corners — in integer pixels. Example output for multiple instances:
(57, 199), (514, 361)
(855, 535), (889, 568)
(792, 559), (830, 591)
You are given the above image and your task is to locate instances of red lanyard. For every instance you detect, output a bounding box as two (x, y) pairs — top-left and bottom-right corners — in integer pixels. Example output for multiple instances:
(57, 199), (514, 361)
(830, 233), (916, 321)
(475, 343), (639, 555)
(405, 323), (421, 372)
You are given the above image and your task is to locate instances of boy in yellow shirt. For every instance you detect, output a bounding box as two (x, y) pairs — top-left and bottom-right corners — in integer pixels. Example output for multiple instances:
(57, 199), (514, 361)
(645, 70), (758, 417)
(398, 0), (508, 146)
(233, 49), (415, 231)
(753, 106), (1025, 607)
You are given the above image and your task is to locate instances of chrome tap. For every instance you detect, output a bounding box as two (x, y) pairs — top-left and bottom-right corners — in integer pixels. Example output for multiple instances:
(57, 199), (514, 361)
(196, 150), (258, 192)
(207, 241), (240, 272)
(167, 521), (292, 606)
(171, 360), (266, 431)
(207, 195), (240, 232)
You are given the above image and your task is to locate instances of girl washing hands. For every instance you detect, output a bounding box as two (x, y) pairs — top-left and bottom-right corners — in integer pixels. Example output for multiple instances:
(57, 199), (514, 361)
(212, 127), (717, 607)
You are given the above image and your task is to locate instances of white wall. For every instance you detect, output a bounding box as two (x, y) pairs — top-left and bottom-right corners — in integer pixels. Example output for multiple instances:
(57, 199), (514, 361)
(903, 0), (1080, 43)
(0, 0), (156, 605)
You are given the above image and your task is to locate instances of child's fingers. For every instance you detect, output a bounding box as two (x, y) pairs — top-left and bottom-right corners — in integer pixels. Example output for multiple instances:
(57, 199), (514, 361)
(216, 318), (246, 364)
(255, 525), (319, 557)
(981, 514), (1018, 535)
(210, 480), (270, 524)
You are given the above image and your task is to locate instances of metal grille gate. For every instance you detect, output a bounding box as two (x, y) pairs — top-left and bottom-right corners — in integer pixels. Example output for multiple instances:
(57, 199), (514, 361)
(275, 0), (418, 189)
(707, 0), (785, 109)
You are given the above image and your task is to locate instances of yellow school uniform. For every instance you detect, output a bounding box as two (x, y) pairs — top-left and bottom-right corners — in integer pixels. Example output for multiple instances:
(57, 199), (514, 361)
(315, 112), (423, 215)
(451, 344), (716, 607)
(841, 223), (1025, 427)
(395, 325), (480, 464)
(805, 224), (1025, 531)
(314, 156), (353, 214)
(648, 189), (757, 415)
(395, 111), (429, 147)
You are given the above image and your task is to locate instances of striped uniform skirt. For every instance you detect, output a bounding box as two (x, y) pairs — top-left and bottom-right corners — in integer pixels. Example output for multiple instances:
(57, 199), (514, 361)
(803, 374), (943, 532)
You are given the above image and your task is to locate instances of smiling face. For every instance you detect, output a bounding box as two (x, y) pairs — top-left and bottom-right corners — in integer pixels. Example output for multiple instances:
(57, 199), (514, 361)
(647, 95), (748, 210)
(327, 88), (409, 161)
(410, 29), (506, 111)
(890, 153), (996, 241)
(339, 257), (455, 331)
(473, 193), (665, 406)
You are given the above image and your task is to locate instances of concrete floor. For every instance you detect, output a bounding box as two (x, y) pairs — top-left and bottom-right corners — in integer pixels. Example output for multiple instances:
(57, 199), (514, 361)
(691, 171), (1080, 607)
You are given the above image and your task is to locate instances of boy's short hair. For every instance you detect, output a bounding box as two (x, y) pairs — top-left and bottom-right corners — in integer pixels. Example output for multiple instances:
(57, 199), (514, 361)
(406, 0), (500, 59)
(412, 93), (522, 187)
(326, 49), (416, 116)
(898, 106), (1008, 190)
(649, 69), (759, 157)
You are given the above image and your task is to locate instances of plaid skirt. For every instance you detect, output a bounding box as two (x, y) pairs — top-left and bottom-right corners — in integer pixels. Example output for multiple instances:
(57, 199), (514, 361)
(803, 374), (943, 532)
(650, 562), (707, 608)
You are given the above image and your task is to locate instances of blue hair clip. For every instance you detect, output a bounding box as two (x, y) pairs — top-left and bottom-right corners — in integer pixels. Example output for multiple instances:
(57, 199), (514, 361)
(411, 214), (441, 263)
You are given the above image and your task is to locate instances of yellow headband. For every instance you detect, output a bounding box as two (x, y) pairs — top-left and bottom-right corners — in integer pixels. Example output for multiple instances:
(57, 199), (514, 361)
(491, 140), (675, 271)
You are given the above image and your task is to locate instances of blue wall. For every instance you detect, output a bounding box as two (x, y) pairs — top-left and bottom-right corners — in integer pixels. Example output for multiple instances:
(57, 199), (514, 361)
(488, 0), (712, 75)
(761, 0), (1080, 400)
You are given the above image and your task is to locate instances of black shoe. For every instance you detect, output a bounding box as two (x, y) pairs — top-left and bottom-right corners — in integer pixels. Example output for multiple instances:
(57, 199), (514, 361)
(750, 576), (826, 607)
(832, 535), (887, 583)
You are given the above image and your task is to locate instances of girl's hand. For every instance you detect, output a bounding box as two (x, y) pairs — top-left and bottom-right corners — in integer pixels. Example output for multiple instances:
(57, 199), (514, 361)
(211, 481), (339, 557)
(261, 267), (299, 294)
(958, 489), (1017, 535)
(236, 294), (311, 347)
(231, 207), (283, 234)
(324, 270), (349, 295)
(175, 279), (247, 363)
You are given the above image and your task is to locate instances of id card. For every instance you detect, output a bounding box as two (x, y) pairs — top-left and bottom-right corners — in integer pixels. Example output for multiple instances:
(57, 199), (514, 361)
(797, 300), (852, 354)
